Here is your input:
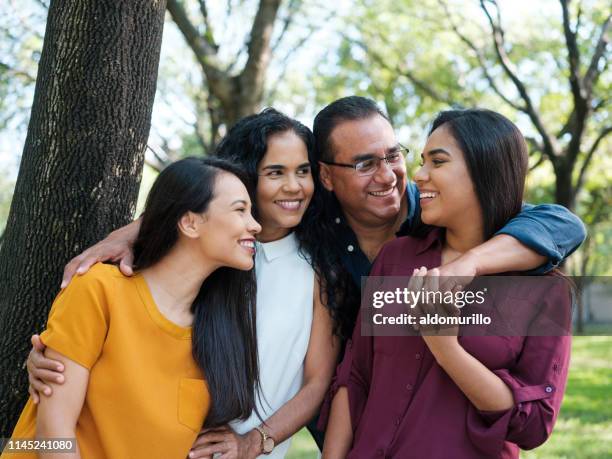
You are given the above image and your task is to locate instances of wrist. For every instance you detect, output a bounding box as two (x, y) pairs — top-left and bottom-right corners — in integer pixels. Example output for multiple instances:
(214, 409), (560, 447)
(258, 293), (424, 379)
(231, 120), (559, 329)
(461, 249), (481, 277)
(246, 429), (262, 457)
(111, 219), (139, 242)
(429, 338), (462, 366)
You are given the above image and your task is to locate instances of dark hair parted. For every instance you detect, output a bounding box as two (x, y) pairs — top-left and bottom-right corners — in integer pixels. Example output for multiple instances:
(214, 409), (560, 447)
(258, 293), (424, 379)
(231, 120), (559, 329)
(215, 108), (315, 206)
(215, 108), (355, 339)
(313, 95), (390, 162)
(132, 157), (260, 428)
(429, 109), (528, 239)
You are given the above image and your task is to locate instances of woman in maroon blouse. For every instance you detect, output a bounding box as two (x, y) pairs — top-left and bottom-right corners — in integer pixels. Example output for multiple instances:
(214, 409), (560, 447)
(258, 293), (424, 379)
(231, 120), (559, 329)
(321, 109), (572, 458)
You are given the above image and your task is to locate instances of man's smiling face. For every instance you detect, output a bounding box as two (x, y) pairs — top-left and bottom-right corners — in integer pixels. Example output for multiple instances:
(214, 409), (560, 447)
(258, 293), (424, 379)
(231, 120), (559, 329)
(319, 114), (407, 227)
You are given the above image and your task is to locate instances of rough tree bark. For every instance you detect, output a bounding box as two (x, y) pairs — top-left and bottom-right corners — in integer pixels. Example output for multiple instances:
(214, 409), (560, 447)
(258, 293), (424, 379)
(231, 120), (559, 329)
(0, 0), (166, 435)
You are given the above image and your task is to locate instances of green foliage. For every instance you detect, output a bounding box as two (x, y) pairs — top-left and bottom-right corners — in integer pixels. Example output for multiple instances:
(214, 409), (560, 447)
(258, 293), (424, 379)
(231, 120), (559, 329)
(0, 2), (44, 133)
(0, 168), (15, 233)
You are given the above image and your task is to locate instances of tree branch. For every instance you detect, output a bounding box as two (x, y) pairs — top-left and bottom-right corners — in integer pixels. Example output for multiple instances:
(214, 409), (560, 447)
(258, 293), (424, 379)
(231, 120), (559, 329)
(575, 125), (612, 192)
(146, 144), (171, 172)
(439, 0), (525, 112)
(592, 97), (609, 112)
(346, 32), (455, 105)
(271, 0), (301, 54)
(267, 25), (317, 101)
(197, 0), (219, 52)
(525, 135), (546, 171)
(240, 0), (282, 104)
(584, 12), (611, 97)
(0, 61), (36, 84)
(166, 0), (229, 93)
(560, 0), (585, 107)
(480, 0), (558, 161)
(32, 0), (49, 8)
(529, 151), (547, 172)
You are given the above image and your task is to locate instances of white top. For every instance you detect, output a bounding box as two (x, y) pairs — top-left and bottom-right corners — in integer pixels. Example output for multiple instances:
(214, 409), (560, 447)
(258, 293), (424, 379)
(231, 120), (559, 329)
(230, 232), (315, 458)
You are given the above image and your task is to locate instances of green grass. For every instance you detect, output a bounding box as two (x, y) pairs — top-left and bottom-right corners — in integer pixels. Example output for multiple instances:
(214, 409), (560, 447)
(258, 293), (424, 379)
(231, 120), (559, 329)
(286, 335), (612, 458)
(523, 336), (612, 459)
(286, 429), (319, 459)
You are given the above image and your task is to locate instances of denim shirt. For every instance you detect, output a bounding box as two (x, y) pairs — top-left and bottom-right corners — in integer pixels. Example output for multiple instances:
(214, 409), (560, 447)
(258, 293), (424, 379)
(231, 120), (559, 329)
(335, 181), (586, 286)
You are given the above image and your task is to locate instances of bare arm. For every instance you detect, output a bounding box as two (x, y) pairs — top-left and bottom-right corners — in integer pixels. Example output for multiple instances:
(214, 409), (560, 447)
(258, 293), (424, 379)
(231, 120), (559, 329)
(467, 234), (546, 275)
(322, 387), (353, 458)
(258, 277), (340, 444)
(440, 234), (546, 280)
(424, 337), (514, 411)
(36, 347), (88, 459)
(61, 218), (141, 288)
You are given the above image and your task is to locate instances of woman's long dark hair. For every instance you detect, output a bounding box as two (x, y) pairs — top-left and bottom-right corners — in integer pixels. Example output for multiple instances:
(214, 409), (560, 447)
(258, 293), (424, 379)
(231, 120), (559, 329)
(428, 109), (528, 239)
(132, 157), (260, 428)
(215, 108), (354, 338)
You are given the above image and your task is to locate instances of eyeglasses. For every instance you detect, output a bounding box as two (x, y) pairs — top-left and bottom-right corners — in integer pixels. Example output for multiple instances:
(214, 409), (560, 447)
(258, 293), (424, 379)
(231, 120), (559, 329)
(320, 145), (409, 177)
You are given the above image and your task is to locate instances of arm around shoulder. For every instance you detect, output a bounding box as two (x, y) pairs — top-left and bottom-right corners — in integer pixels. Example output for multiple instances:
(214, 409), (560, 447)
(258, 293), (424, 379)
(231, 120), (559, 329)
(495, 203), (586, 272)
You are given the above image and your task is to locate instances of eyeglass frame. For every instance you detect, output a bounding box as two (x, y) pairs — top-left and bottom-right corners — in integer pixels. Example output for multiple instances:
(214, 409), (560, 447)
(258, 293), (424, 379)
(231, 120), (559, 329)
(319, 144), (409, 176)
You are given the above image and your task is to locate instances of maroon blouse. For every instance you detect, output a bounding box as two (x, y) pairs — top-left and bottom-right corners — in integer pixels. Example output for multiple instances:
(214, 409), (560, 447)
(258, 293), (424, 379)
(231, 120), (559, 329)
(320, 229), (572, 458)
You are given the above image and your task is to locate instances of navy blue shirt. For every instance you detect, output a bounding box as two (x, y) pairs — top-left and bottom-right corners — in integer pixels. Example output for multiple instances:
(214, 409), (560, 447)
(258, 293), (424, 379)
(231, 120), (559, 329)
(334, 181), (586, 286)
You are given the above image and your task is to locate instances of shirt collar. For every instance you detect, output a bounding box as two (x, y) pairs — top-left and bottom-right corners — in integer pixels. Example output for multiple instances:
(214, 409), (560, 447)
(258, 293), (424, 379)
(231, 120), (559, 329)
(256, 232), (298, 262)
(414, 227), (444, 255)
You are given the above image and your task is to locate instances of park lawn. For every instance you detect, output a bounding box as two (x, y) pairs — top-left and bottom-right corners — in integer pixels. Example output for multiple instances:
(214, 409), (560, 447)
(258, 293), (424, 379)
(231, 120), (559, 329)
(286, 335), (612, 459)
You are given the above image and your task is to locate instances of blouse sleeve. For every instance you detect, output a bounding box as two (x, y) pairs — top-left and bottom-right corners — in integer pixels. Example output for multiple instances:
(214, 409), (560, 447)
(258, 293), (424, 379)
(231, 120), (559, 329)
(466, 277), (572, 454)
(40, 266), (111, 370)
(496, 203), (586, 273)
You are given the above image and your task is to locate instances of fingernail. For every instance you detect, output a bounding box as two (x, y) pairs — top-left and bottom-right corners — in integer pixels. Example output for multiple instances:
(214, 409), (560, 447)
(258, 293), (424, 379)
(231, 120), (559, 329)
(44, 388), (50, 395)
(57, 365), (63, 371)
(60, 281), (67, 288)
(57, 376), (63, 383)
(76, 267), (84, 274)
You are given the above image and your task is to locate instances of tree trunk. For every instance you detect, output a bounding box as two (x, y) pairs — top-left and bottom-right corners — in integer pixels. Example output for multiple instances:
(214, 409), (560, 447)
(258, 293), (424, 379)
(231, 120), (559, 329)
(553, 160), (576, 212)
(0, 0), (166, 435)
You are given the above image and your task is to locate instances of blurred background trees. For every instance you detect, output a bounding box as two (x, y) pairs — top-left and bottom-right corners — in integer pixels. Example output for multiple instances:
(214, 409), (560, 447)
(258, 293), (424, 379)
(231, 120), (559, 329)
(0, 0), (609, 453)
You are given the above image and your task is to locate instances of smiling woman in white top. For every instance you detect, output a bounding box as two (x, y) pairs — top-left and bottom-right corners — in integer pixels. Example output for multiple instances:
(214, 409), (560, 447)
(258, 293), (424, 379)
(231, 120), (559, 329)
(203, 108), (340, 458)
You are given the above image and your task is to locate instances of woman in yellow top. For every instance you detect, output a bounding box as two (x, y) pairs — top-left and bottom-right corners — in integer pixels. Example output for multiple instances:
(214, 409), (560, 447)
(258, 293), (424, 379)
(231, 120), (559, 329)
(2, 157), (262, 459)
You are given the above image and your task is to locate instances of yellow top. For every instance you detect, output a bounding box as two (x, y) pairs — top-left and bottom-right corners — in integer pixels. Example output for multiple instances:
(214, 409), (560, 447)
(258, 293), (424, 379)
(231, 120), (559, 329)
(3, 263), (210, 459)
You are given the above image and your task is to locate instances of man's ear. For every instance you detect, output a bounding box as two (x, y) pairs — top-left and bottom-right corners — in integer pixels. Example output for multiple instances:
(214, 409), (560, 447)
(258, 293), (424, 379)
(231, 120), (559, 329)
(319, 162), (334, 192)
(177, 212), (201, 239)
